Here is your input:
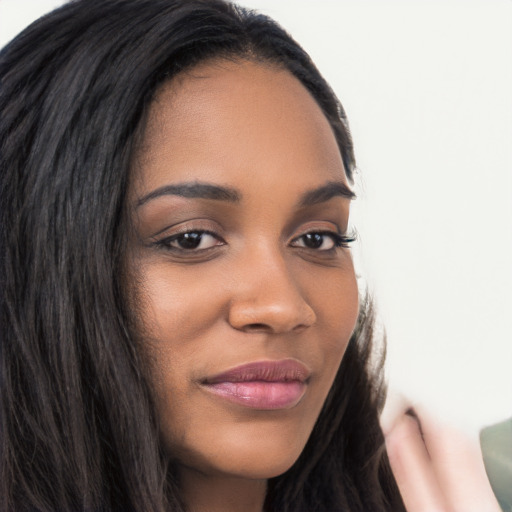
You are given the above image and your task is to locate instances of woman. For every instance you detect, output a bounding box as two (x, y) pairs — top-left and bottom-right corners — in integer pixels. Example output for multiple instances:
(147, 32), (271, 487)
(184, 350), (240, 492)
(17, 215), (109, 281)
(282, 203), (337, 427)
(0, 1), (500, 511)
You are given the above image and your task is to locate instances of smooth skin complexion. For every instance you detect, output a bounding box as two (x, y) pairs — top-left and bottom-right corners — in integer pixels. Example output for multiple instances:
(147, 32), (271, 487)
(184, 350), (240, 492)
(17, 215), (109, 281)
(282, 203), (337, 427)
(126, 58), (501, 512)
(128, 59), (359, 512)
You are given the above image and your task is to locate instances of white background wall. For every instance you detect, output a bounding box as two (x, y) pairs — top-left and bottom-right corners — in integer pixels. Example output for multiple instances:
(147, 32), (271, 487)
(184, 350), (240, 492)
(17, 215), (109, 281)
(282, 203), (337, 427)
(1, 0), (511, 433)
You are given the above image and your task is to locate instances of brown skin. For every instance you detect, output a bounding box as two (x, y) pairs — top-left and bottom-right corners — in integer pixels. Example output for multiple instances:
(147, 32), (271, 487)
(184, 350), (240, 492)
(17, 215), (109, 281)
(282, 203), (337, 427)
(127, 59), (359, 512)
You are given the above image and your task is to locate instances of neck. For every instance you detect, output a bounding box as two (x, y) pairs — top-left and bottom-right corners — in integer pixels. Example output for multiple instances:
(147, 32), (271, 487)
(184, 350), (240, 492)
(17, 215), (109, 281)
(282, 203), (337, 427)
(180, 467), (267, 512)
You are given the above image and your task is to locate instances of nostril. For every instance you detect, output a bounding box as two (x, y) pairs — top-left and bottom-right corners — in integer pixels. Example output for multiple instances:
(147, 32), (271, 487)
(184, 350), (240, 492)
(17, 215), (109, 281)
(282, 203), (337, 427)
(245, 323), (270, 331)
(242, 321), (310, 333)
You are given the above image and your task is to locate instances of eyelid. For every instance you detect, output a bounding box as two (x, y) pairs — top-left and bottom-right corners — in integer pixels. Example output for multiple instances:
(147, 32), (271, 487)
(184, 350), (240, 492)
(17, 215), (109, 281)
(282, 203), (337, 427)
(149, 218), (225, 239)
(149, 219), (227, 253)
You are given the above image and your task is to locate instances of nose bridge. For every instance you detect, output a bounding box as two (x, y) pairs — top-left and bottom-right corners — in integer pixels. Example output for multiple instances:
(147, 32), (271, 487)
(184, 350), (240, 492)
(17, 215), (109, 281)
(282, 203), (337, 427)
(228, 241), (316, 333)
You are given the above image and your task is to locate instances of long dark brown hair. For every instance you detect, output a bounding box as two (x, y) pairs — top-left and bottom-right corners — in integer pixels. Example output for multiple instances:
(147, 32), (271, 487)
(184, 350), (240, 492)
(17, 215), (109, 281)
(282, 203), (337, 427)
(0, 1), (405, 510)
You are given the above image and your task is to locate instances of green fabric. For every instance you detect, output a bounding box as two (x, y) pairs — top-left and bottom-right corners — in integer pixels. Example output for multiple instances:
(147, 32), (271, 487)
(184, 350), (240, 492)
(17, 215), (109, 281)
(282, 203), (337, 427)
(480, 418), (512, 512)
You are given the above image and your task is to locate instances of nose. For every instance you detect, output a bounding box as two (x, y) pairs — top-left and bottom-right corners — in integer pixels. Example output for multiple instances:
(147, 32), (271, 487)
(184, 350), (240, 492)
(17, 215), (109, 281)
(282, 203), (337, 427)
(227, 252), (317, 334)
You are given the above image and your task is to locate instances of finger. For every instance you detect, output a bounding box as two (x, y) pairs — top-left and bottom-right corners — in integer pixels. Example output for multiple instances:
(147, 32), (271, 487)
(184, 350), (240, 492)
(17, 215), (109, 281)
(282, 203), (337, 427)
(385, 412), (447, 512)
(416, 407), (501, 512)
(380, 389), (410, 436)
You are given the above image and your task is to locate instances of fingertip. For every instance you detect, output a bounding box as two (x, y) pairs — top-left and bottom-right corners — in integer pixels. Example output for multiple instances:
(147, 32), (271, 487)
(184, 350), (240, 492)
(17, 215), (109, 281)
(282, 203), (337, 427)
(380, 389), (411, 436)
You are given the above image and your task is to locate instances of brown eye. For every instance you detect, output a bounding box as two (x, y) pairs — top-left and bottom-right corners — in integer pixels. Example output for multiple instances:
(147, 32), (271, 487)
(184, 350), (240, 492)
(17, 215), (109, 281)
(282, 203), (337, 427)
(162, 231), (224, 251)
(292, 232), (337, 251)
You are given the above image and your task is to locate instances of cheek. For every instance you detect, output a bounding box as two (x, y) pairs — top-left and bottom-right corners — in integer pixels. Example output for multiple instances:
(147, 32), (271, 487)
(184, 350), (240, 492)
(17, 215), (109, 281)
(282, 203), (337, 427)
(302, 256), (360, 347)
(302, 259), (359, 391)
(133, 261), (233, 441)
(133, 261), (222, 404)
(135, 259), (231, 362)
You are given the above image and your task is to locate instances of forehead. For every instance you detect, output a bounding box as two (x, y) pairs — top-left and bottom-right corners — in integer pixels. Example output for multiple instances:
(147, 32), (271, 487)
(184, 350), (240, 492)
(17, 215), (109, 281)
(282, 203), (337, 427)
(133, 59), (347, 196)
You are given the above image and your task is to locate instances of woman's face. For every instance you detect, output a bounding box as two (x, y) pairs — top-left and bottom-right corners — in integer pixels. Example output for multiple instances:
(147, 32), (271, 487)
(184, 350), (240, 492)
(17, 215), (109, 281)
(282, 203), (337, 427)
(127, 59), (358, 482)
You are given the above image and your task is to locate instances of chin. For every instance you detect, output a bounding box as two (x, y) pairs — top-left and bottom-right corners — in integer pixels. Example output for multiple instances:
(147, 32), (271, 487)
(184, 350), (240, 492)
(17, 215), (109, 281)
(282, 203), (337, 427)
(169, 417), (312, 481)
(221, 447), (302, 480)
(196, 449), (302, 481)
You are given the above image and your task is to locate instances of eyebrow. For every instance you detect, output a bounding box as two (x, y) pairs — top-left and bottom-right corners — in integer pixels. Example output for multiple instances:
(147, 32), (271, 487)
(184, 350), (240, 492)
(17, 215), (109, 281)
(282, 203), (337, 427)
(136, 182), (240, 207)
(136, 179), (355, 208)
(298, 181), (356, 206)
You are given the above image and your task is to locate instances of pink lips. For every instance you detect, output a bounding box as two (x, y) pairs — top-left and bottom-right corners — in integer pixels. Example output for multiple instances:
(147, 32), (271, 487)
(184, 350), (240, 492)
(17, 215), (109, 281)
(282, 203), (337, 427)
(201, 359), (310, 410)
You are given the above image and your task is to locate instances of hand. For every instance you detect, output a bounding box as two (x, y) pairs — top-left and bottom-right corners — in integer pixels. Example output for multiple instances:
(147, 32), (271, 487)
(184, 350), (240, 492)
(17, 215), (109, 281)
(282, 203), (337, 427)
(382, 397), (501, 512)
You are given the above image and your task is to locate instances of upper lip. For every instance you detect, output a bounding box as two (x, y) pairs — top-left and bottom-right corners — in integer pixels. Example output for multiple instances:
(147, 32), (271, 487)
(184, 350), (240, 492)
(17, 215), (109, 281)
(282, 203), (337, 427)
(203, 359), (311, 384)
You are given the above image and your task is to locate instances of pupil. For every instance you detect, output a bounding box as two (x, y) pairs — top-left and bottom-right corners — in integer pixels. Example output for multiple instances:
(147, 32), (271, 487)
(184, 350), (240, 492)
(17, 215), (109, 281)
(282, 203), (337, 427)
(304, 233), (323, 249)
(178, 232), (202, 249)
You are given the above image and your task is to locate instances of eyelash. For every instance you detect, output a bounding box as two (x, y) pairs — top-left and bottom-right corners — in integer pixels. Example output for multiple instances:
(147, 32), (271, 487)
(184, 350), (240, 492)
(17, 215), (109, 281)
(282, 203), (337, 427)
(156, 229), (356, 253)
(293, 231), (356, 251)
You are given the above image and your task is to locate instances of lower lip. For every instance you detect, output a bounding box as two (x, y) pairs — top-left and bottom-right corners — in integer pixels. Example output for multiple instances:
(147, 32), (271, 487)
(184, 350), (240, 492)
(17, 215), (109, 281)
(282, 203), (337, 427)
(202, 381), (306, 410)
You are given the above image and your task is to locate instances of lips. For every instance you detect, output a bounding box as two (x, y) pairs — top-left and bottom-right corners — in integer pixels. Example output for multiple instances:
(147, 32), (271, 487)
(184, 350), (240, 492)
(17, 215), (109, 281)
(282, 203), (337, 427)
(201, 359), (310, 410)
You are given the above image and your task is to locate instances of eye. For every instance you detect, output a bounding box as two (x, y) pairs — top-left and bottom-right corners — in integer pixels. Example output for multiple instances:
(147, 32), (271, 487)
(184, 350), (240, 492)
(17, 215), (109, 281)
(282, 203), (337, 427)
(160, 230), (224, 251)
(291, 230), (356, 251)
